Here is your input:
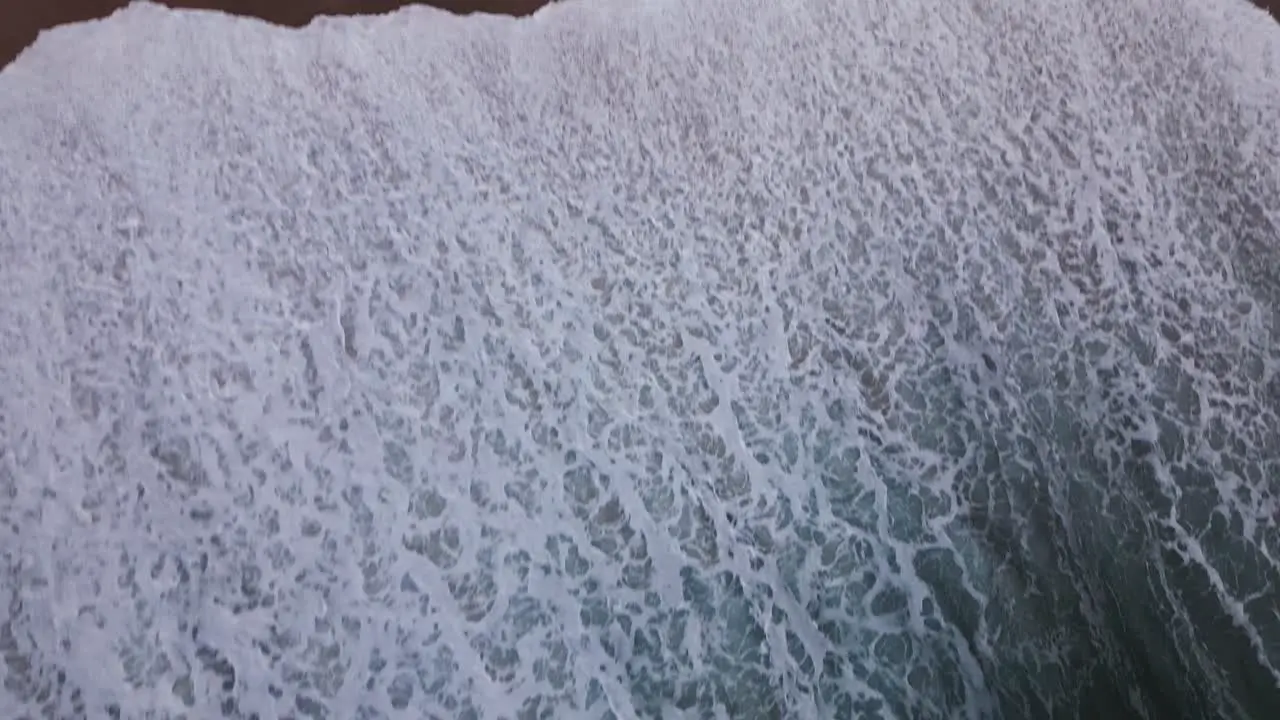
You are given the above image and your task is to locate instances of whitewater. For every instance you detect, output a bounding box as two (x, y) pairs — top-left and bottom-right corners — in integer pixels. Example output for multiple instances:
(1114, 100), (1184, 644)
(1, 0), (1278, 717)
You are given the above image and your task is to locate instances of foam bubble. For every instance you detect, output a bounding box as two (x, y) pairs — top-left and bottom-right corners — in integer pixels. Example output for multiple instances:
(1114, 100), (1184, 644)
(1, 1), (1278, 718)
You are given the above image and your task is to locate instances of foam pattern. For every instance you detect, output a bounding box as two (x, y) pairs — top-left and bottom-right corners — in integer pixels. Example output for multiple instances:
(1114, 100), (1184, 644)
(1, 1), (1279, 718)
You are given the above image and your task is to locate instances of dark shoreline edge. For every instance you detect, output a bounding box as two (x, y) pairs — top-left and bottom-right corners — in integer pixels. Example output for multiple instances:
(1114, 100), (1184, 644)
(0, 0), (556, 72)
(3, 0), (1278, 73)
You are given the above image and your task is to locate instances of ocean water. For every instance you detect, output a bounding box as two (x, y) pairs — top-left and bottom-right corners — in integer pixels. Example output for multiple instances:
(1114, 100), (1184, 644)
(1, 0), (1278, 718)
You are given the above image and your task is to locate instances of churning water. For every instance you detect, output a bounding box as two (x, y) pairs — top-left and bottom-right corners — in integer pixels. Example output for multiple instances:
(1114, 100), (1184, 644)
(1, 0), (1279, 718)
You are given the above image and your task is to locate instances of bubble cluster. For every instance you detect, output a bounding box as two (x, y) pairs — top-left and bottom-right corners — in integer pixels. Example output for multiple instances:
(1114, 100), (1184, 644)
(1, 1), (1278, 718)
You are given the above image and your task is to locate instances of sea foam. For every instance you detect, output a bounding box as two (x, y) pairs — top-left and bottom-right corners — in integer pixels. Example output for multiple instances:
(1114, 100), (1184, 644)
(1, 1), (1278, 718)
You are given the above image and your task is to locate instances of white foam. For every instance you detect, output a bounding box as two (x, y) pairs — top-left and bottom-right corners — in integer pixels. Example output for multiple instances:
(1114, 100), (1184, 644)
(1, 0), (1279, 718)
